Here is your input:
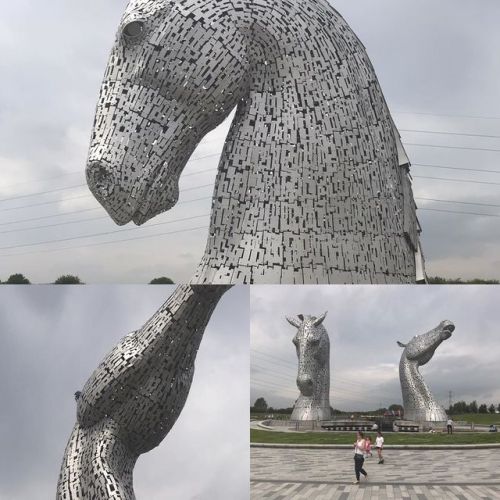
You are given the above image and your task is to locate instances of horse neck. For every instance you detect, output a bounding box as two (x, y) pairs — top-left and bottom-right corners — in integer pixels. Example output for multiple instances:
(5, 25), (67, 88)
(136, 285), (229, 354)
(129, 285), (230, 394)
(192, 0), (416, 284)
(399, 356), (435, 408)
(299, 352), (330, 405)
(314, 363), (330, 404)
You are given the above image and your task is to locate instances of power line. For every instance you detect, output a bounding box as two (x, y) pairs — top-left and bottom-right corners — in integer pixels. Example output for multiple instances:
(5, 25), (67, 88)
(0, 207), (101, 227)
(412, 163), (500, 175)
(2, 196), (498, 249)
(10, 166), (498, 213)
(0, 193), (91, 212)
(4, 162), (500, 207)
(252, 350), (397, 394)
(394, 110), (500, 121)
(0, 167), (217, 203)
(0, 195), (212, 227)
(419, 208), (500, 218)
(252, 363), (396, 399)
(252, 380), (366, 404)
(0, 184), (86, 202)
(405, 142), (500, 153)
(0, 215), (107, 235)
(252, 350), (296, 368)
(0, 182), (215, 213)
(2, 193), (497, 231)
(0, 153), (220, 190)
(0, 225), (208, 258)
(0, 171), (81, 189)
(252, 379), (378, 405)
(400, 129), (500, 140)
(413, 175), (500, 186)
(3, 197), (497, 243)
(0, 213), (210, 251)
(415, 197), (500, 209)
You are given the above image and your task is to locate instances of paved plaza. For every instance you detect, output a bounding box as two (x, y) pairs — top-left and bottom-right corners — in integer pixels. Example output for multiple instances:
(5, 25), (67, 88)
(251, 447), (500, 499)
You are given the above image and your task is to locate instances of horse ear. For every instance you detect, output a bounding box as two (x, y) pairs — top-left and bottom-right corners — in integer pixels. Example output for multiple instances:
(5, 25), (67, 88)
(286, 316), (302, 328)
(397, 341), (406, 348)
(313, 311), (327, 326)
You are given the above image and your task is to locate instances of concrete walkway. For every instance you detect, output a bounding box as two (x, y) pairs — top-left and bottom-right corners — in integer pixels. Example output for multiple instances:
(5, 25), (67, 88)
(251, 447), (500, 499)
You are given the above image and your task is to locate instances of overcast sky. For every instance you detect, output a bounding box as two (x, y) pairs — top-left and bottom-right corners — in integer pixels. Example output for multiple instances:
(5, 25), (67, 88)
(0, 285), (249, 500)
(0, 0), (500, 283)
(251, 285), (500, 412)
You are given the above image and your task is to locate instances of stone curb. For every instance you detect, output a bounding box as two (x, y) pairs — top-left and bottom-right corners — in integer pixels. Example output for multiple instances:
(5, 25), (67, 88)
(251, 442), (500, 450)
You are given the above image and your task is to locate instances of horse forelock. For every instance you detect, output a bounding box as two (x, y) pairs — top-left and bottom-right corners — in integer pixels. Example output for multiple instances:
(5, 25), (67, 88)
(125, 0), (170, 16)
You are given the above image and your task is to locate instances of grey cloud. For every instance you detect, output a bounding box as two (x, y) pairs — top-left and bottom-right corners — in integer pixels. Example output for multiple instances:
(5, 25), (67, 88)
(1, 0), (499, 281)
(0, 285), (249, 499)
(251, 285), (500, 411)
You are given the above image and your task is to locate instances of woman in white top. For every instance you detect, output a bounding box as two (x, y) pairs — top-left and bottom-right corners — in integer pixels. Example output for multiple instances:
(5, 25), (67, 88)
(375, 431), (384, 464)
(353, 431), (368, 484)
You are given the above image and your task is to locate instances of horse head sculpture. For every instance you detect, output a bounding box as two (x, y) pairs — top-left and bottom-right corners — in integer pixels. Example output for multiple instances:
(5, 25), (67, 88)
(86, 0), (250, 225)
(87, 0), (425, 283)
(286, 312), (332, 421)
(398, 320), (455, 422)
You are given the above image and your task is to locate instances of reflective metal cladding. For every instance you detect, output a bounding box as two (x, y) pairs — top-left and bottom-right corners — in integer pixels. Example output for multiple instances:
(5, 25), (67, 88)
(287, 312), (332, 421)
(398, 320), (455, 422)
(86, 0), (425, 284)
(56, 285), (229, 499)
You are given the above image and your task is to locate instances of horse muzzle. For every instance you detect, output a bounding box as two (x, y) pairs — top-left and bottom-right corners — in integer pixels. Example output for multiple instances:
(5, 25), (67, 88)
(297, 376), (314, 397)
(86, 160), (143, 225)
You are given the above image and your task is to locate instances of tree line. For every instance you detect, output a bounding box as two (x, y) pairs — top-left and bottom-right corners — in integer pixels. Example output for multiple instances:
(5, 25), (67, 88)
(448, 401), (500, 415)
(427, 276), (499, 284)
(251, 398), (404, 415)
(2, 274), (497, 285)
(252, 397), (500, 416)
(0, 274), (175, 285)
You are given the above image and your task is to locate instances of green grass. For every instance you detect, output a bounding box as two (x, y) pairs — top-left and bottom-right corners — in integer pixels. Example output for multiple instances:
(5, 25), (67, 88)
(452, 414), (500, 425)
(251, 429), (500, 445)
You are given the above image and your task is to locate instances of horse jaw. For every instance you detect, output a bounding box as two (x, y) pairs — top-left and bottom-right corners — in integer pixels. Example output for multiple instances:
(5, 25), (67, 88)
(403, 320), (454, 365)
(86, 2), (249, 226)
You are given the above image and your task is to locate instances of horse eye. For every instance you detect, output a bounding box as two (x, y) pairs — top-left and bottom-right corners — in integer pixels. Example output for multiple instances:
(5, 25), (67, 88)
(122, 20), (145, 40)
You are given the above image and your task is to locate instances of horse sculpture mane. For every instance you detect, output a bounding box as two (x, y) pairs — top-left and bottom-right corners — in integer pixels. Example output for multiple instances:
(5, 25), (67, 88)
(86, 0), (425, 284)
(398, 320), (455, 422)
(286, 312), (332, 420)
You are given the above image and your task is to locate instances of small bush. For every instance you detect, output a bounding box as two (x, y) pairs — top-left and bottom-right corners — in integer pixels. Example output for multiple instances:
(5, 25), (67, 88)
(149, 277), (174, 284)
(5, 274), (31, 284)
(54, 275), (83, 284)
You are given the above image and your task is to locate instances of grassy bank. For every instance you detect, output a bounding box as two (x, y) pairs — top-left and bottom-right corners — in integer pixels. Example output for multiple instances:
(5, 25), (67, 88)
(453, 414), (500, 425)
(251, 429), (500, 445)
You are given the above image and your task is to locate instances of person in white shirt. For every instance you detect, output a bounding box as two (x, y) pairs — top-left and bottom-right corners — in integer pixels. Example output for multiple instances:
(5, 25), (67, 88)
(447, 418), (454, 435)
(353, 431), (368, 483)
(375, 431), (385, 464)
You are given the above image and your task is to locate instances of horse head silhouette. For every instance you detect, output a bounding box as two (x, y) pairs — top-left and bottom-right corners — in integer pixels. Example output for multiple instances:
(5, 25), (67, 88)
(86, 0), (250, 225)
(286, 312), (331, 420)
(398, 320), (455, 422)
(86, 0), (424, 283)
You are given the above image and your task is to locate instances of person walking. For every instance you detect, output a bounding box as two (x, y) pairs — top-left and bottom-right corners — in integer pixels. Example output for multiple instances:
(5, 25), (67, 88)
(375, 431), (384, 464)
(447, 418), (454, 435)
(353, 431), (368, 484)
(365, 436), (373, 458)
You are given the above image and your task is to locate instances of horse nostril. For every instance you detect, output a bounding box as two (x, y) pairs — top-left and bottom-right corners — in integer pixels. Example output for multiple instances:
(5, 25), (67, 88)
(297, 377), (313, 387)
(87, 162), (115, 197)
